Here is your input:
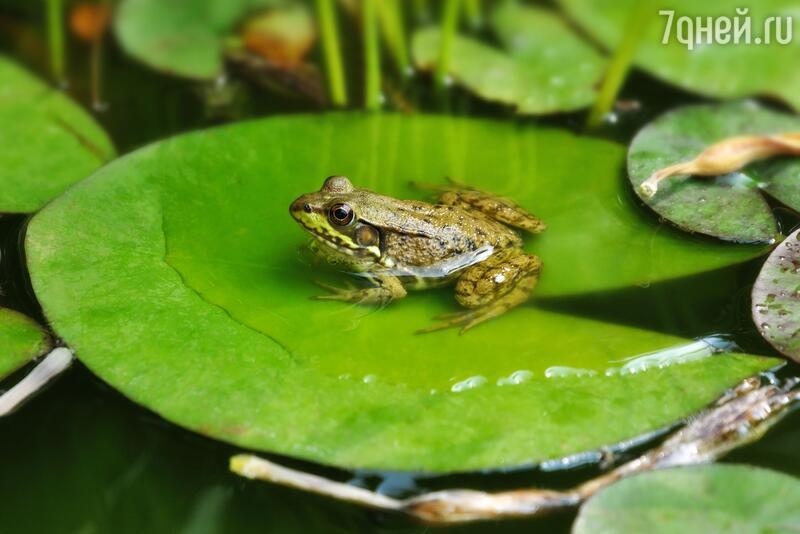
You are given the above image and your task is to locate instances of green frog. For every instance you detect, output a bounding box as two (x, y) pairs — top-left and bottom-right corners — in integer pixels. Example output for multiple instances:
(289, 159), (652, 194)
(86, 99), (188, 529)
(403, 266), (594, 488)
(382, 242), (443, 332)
(289, 176), (545, 333)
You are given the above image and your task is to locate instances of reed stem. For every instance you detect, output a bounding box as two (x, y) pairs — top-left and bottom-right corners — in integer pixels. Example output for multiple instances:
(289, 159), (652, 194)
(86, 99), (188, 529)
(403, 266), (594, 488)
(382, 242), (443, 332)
(464, 0), (482, 28)
(376, 0), (410, 77)
(362, 0), (382, 110)
(412, 0), (431, 23)
(435, 0), (461, 91)
(46, 0), (66, 85)
(586, 0), (653, 128)
(315, 0), (347, 106)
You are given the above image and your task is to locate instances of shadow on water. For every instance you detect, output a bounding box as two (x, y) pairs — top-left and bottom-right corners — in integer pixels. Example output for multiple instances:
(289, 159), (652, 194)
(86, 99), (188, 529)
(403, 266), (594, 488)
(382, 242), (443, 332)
(0, 214), (43, 323)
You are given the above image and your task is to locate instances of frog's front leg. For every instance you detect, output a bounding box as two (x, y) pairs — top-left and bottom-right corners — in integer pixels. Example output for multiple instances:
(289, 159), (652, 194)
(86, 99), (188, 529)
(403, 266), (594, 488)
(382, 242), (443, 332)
(313, 274), (407, 305)
(418, 249), (541, 334)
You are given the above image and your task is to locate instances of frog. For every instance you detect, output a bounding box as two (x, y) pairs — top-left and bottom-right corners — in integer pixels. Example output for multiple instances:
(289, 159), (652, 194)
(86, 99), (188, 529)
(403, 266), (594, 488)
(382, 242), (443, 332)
(289, 176), (545, 333)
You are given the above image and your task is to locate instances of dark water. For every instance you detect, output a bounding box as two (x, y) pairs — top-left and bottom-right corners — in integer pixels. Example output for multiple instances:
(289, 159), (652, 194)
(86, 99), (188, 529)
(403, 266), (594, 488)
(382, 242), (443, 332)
(1, 6), (799, 534)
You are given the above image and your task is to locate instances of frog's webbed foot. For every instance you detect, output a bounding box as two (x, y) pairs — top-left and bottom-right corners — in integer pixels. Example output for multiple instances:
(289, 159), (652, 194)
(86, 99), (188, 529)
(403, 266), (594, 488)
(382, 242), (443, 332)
(418, 249), (541, 334)
(411, 179), (545, 234)
(416, 308), (503, 334)
(312, 275), (407, 306)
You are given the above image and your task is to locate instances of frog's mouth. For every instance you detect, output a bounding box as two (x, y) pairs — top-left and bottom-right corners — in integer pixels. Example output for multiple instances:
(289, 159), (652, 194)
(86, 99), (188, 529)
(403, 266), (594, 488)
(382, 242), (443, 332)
(291, 213), (381, 261)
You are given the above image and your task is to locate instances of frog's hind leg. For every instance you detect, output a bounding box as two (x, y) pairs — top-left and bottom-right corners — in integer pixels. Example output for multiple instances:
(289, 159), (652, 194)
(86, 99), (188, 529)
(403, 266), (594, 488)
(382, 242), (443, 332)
(313, 274), (407, 306)
(418, 249), (541, 334)
(411, 179), (545, 234)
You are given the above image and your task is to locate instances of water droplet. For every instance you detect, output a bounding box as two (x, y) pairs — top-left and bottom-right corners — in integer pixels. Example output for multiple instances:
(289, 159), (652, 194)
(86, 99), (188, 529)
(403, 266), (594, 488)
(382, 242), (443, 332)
(496, 369), (533, 386)
(760, 323), (771, 330)
(544, 366), (598, 378)
(451, 375), (487, 393)
(362, 374), (378, 384)
(610, 338), (723, 375)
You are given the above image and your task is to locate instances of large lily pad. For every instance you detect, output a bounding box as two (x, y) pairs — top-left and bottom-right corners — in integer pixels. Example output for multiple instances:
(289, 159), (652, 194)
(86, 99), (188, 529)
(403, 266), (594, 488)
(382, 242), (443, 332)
(0, 308), (50, 380)
(0, 56), (114, 213)
(26, 113), (779, 471)
(412, 2), (605, 114)
(558, 0), (800, 111)
(114, 0), (284, 80)
(752, 229), (800, 361)
(629, 101), (800, 243)
(573, 465), (800, 533)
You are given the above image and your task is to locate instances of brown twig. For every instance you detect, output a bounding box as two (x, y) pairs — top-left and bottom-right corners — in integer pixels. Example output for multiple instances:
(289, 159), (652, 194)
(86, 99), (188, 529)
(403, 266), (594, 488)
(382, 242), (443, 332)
(231, 377), (799, 524)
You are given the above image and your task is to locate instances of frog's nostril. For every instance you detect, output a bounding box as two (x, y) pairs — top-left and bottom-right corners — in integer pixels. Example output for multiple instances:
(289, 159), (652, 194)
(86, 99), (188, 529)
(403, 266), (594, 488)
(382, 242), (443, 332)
(290, 199), (311, 214)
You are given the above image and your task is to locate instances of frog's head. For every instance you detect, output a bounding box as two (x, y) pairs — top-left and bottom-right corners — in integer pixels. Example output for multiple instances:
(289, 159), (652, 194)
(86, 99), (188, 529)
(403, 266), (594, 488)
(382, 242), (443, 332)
(289, 176), (382, 261)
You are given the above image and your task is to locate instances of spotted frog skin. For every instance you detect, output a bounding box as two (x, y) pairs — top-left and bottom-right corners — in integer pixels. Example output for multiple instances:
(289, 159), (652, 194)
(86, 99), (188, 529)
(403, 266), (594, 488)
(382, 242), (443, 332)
(289, 176), (545, 333)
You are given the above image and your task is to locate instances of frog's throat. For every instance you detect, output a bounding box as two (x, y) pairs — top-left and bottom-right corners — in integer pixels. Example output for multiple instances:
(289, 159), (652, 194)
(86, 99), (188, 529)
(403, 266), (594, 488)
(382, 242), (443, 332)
(299, 217), (381, 260)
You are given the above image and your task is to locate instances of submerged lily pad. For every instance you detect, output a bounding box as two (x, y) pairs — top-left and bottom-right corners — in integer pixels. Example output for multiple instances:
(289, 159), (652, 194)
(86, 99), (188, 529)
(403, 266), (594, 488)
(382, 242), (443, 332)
(558, 0), (800, 111)
(629, 101), (800, 243)
(114, 0), (284, 80)
(0, 56), (114, 213)
(26, 113), (778, 471)
(573, 465), (800, 533)
(412, 3), (605, 114)
(752, 229), (800, 361)
(0, 308), (50, 380)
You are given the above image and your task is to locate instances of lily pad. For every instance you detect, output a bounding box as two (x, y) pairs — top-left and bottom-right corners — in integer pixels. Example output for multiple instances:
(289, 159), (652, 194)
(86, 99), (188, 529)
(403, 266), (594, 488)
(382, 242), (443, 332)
(752, 229), (800, 361)
(573, 465), (800, 533)
(0, 308), (50, 380)
(26, 113), (779, 471)
(412, 3), (606, 114)
(558, 0), (800, 111)
(0, 56), (114, 213)
(114, 0), (284, 80)
(629, 101), (800, 243)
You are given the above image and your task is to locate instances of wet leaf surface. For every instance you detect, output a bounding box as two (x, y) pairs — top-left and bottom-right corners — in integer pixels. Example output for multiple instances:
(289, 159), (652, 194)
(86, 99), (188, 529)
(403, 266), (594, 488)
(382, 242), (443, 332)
(114, 0), (284, 80)
(628, 101), (800, 242)
(0, 308), (50, 380)
(0, 368), (576, 534)
(412, 3), (605, 114)
(573, 464), (800, 533)
(0, 56), (114, 213)
(752, 228), (800, 361)
(26, 113), (779, 471)
(558, 0), (800, 111)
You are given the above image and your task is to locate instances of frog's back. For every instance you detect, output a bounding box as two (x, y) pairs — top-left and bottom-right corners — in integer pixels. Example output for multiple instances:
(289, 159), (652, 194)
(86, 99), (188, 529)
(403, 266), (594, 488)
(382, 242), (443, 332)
(375, 198), (521, 274)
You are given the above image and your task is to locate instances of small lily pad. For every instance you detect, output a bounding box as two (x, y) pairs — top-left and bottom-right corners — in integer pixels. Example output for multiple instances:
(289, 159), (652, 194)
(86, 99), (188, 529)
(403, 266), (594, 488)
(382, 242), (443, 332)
(573, 465), (800, 533)
(26, 113), (779, 472)
(0, 308), (50, 380)
(752, 228), (800, 361)
(0, 56), (114, 213)
(114, 0), (285, 80)
(629, 101), (800, 243)
(558, 0), (800, 111)
(412, 3), (605, 114)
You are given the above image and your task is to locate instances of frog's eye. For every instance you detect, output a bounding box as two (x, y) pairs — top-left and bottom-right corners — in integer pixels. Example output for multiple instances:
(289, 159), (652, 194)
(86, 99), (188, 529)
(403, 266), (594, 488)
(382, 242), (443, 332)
(328, 203), (354, 226)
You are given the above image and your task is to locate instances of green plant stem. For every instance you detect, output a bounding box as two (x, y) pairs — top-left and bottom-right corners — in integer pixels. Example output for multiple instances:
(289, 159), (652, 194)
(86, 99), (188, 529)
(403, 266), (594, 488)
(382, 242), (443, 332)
(376, 0), (410, 77)
(315, 0), (347, 106)
(413, 0), (430, 23)
(464, 0), (482, 28)
(586, 0), (653, 128)
(46, 0), (65, 85)
(362, 0), (381, 110)
(435, 0), (461, 91)
(90, 38), (103, 111)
